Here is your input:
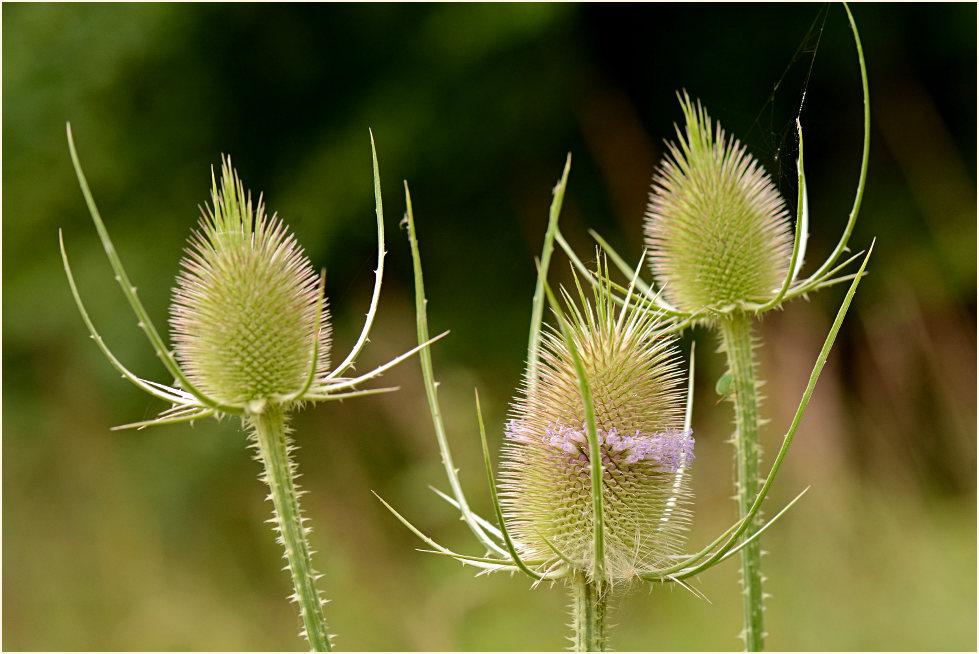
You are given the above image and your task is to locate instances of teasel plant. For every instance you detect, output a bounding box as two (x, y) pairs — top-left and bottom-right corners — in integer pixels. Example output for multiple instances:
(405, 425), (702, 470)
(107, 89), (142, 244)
(375, 148), (867, 650)
(553, 5), (872, 651)
(60, 126), (442, 651)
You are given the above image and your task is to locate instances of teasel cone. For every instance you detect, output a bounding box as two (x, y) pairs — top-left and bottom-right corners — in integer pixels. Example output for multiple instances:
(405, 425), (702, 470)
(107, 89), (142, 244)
(500, 273), (694, 584)
(644, 92), (794, 319)
(170, 157), (331, 413)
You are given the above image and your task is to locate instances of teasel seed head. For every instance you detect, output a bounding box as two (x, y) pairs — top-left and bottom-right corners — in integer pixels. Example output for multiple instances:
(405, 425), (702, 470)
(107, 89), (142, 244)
(170, 157), (331, 411)
(645, 93), (794, 317)
(500, 271), (694, 582)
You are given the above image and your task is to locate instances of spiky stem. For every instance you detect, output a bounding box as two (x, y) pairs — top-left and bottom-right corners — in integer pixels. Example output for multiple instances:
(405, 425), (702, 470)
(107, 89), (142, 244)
(570, 572), (609, 652)
(250, 407), (332, 651)
(719, 312), (764, 652)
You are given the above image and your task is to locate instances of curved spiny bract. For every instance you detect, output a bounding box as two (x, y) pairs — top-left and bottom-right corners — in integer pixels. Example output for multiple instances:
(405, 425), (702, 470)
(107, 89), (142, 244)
(170, 157), (331, 411)
(500, 279), (694, 583)
(645, 93), (794, 319)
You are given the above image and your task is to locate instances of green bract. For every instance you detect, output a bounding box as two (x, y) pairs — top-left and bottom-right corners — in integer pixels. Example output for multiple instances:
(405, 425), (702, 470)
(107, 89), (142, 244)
(645, 93), (794, 317)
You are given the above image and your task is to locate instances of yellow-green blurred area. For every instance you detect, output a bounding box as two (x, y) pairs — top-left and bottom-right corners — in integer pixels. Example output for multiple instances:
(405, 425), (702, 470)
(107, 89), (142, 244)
(3, 3), (975, 651)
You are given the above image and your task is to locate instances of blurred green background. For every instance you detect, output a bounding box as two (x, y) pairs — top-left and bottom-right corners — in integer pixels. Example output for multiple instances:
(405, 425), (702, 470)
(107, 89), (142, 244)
(3, 3), (975, 651)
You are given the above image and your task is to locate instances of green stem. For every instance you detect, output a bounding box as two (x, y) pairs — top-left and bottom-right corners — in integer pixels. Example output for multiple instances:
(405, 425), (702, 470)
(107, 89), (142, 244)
(570, 572), (609, 652)
(719, 313), (765, 652)
(250, 407), (332, 651)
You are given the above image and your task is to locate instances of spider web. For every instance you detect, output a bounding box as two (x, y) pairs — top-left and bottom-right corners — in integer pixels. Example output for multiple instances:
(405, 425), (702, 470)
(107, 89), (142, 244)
(741, 5), (830, 215)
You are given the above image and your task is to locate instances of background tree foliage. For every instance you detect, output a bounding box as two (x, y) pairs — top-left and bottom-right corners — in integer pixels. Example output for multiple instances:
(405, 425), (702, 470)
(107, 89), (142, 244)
(3, 4), (975, 650)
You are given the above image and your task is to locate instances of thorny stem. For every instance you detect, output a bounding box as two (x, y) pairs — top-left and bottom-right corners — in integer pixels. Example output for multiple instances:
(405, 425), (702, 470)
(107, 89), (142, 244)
(570, 572), (609, 652)
(250, 407), (332, 651)
(719, 313), (765, 652)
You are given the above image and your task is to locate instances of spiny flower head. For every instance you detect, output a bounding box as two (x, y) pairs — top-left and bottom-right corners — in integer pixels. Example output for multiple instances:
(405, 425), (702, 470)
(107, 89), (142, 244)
(170, 158), (330, 411)
(64, 126), (435, 432)
(645, 93), (794, 318)
(500, 272), (694, 582)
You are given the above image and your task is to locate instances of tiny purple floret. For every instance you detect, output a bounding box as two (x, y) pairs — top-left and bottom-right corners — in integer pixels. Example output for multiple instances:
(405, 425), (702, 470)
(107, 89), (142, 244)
(506, 419), (694, 472)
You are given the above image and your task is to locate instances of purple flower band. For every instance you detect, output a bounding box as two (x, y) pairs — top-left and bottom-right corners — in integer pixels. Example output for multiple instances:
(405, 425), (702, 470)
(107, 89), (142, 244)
(506, 420), (694, 472)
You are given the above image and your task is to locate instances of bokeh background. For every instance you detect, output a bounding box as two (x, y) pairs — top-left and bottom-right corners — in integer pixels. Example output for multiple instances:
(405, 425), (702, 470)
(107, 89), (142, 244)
(3, 3), (975, 651)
